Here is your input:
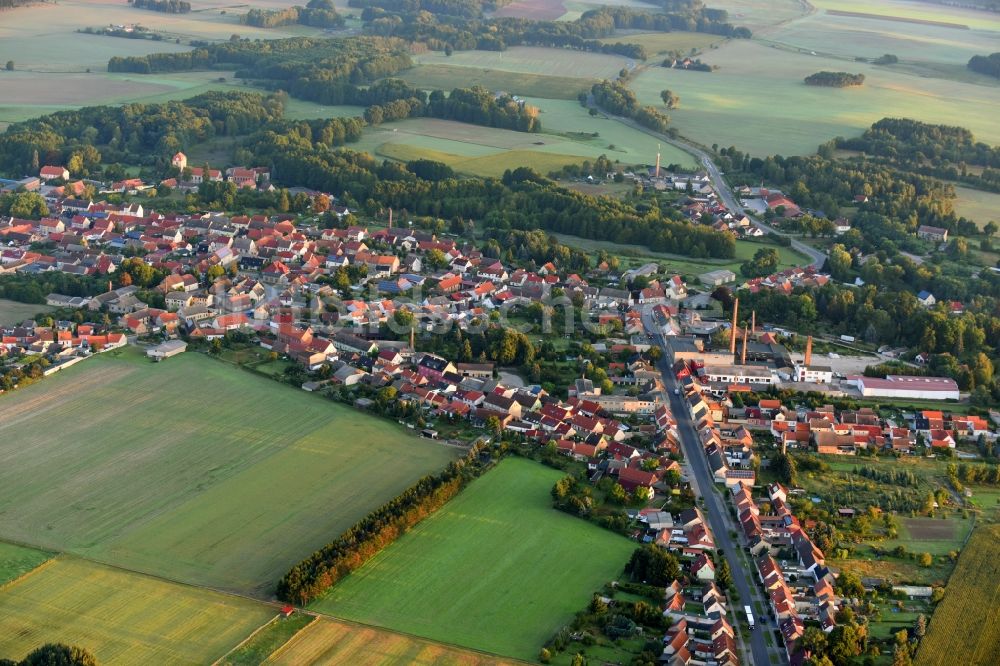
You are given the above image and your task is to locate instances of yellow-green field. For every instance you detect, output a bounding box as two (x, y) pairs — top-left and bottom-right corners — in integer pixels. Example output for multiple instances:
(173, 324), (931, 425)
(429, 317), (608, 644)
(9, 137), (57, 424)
(954, 186), (1000, 229)
(916, 524), (1000, 665)
(0, 347), (457, 596)
(265, 617), (524, 666)
(597, 30), (726, 56)
(0, 557), (275, 665)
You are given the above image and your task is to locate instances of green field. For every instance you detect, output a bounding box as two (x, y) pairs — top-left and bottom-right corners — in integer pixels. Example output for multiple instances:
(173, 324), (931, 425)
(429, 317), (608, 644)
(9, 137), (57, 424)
(412, 46), (630, 79)
(0, 299), (53, 327)
(0, 347), (457, 596)
(629, 38), (1000, 157)
(0, 557), (275, 665)
(0, 543), (51, 586)
(265, 617), (524, 665)
(400, 64), (590, 100)
(352, 98), (695, 177)
(550, 232), (809, 278)
(916, 524), (1000, 665)
(309, 457), (635, 660)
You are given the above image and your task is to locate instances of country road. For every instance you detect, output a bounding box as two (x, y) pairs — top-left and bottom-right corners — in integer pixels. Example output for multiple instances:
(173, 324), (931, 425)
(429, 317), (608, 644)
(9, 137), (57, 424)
(643, 309), (786, 666)
(586, 98), (827, 270)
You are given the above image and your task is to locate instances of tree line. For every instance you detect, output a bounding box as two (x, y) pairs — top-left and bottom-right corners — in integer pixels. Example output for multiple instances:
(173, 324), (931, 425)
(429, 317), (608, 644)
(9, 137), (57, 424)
(277, 442), (493, 604)
(0, 91), (285, 175)
(241, 0), (344, 28)
(804, 71), (865, 87)
(835, 118), (1000, 193)
(131, 0), (190, 13)
(362, 5), (748, 60)
(967, 52), (1000, 79)
(589, 80), (671, 134)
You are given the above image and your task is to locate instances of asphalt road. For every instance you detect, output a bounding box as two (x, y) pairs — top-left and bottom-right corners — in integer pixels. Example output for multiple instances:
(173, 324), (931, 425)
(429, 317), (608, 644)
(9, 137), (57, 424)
(586, 99), (826, 270)
(643, 312), (785, 665)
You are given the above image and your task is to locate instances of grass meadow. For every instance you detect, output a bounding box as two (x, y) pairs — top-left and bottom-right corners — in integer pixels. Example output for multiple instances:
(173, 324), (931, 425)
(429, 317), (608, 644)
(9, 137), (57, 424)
(0, 299), (53, 326)
(309, 457), (635, 660)
(953, 186), (1000, 229)
(0, 557), (275, 665)
(0, 543), (51, 586)
(264, 617), (524, 666)
(916, 524), (1000, 665)
(597, 31), (725, 56)
(0, 347), (457, 595)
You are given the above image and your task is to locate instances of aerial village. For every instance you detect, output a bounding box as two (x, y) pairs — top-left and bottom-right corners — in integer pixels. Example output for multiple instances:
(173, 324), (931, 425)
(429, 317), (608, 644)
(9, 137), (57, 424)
(1, 155), (995, 665)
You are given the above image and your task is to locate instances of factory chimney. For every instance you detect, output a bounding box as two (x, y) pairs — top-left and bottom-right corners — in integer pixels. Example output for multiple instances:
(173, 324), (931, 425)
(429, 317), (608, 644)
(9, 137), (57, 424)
(729, 297), (739, 354)
(804, 335), (813, 366)
(741, 325), (748, 365)
(388, 207), (393, 227)
(751, 310), (756, 336)
(655, 148), (661, 178)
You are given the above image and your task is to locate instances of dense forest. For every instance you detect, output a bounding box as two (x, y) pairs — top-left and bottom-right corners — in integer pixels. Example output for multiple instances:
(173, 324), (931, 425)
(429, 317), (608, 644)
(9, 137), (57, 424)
(131, 0), (190, 13)
(0, 91), (286, 174)
(835, 118), (1000, 192)
(804, 71), (865, 87)
(241, 0), (344, 28)
(348, 0), (513, 18)
(967, 52), (1000, 79)
(363, 6), (748, 58)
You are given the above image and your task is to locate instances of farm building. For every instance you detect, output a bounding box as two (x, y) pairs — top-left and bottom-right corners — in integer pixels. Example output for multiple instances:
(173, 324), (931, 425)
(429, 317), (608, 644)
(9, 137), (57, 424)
(854, 375), (959, 401)
(146, 340), (187, 361)
(700, 269), (737, 286)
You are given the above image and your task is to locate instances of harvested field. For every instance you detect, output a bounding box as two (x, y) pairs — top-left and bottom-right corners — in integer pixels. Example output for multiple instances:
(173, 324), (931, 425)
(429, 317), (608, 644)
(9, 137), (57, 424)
(0, 557), (275, 665)
(310, 458), (634, 660)
(265, 617), (523, 665)
(904, 517), (960, 541)
(0, 347), (457, 596)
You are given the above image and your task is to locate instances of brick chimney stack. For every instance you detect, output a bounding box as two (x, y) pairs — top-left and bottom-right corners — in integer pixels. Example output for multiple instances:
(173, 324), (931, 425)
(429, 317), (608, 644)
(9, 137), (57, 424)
(804, 335), (813, 366)
(741, 325), (748, 365)
(751, 310), (756, 336)
(729, 298), (739, 354)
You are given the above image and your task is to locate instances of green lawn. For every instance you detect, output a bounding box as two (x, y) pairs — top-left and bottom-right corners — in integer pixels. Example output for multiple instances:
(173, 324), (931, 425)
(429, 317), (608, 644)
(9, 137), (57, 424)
(309, 457), (635, 660)
(0, 347), (457, 596)
(0, 542), (51, 586)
